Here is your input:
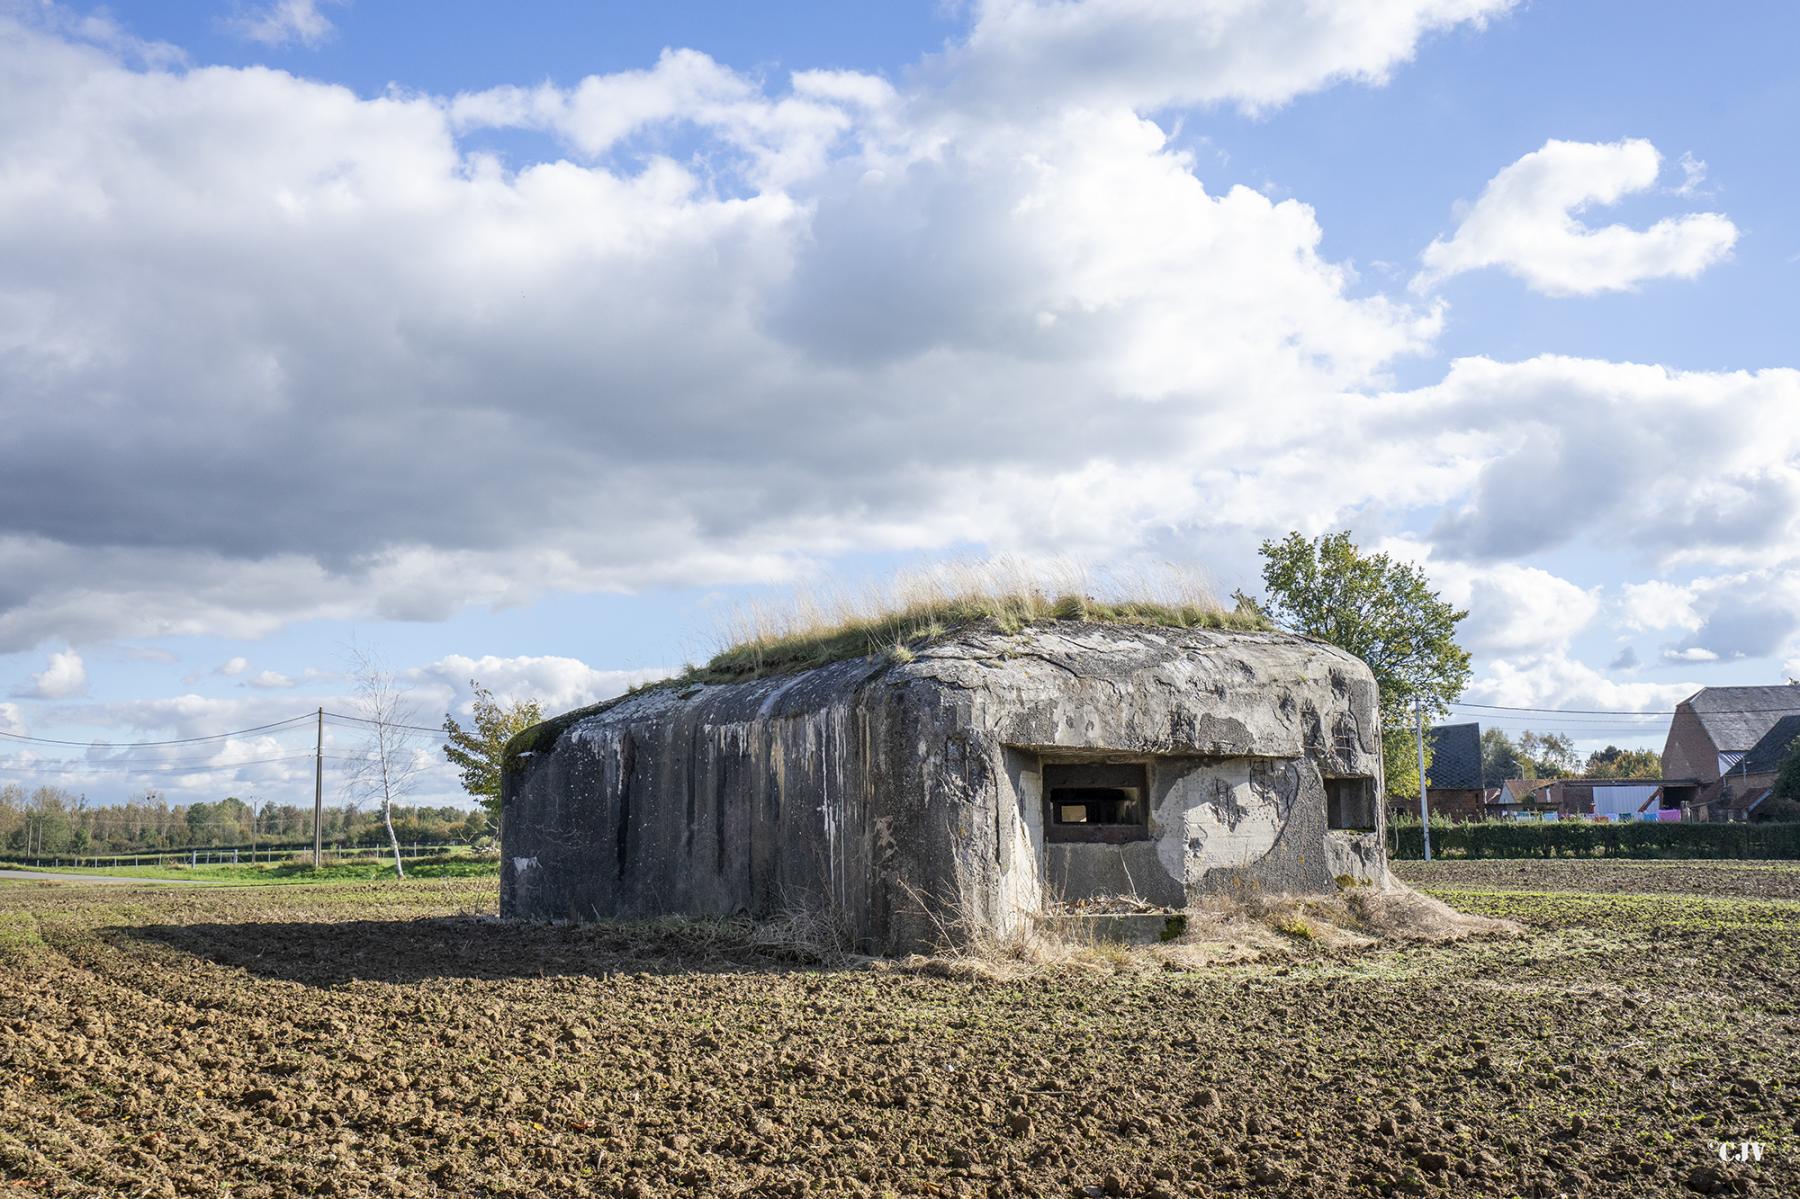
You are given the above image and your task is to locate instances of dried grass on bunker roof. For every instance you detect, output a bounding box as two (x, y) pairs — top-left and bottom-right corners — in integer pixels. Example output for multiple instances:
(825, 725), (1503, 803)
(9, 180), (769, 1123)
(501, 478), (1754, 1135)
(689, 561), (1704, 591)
(691, 559), (1268, 684)
(501, 561), (1267, 766)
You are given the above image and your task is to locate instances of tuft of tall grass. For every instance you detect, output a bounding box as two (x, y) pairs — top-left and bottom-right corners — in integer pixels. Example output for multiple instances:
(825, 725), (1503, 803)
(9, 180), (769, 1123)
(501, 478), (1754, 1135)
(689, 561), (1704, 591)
(690, 559), (1267, 683)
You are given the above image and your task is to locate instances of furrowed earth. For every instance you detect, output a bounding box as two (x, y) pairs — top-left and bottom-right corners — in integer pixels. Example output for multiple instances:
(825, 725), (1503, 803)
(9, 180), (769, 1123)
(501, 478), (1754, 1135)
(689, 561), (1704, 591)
(2, 860), (1796, 1198)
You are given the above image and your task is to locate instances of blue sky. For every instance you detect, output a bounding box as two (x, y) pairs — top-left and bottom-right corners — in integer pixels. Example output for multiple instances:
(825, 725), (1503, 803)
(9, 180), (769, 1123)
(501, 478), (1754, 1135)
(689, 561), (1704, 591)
(2, 0), (1797, 806)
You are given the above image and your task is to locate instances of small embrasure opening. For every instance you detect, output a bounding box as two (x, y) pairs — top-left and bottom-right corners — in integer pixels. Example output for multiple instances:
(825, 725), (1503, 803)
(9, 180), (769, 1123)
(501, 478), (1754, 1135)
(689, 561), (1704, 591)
(1325, 776), (1377, 832)
(1043, 761), (1150, 843)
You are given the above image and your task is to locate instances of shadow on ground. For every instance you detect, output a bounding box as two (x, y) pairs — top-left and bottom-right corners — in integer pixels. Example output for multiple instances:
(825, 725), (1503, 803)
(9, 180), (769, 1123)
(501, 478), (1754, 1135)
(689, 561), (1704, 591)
(114, 916), (838, 986)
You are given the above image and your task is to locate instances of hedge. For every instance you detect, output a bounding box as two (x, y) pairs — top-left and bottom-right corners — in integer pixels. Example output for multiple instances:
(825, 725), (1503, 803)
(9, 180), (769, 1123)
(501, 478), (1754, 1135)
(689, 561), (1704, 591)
(1387, 820), (1800, 860)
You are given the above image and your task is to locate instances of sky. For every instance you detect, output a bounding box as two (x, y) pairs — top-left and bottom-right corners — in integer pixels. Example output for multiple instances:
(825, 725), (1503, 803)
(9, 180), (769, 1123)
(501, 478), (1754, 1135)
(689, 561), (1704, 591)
(2, 0), (1798, 810)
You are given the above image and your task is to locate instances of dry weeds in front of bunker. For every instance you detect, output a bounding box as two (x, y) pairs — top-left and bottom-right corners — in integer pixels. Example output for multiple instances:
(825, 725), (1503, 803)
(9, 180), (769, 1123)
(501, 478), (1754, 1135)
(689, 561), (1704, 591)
(693, 558), (1267, 683)
(879, 883), (1522, 981)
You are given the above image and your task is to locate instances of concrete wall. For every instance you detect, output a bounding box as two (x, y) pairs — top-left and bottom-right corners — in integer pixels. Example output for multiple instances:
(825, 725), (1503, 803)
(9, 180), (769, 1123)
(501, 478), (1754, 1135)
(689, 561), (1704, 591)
(503, 622), (1387, 952)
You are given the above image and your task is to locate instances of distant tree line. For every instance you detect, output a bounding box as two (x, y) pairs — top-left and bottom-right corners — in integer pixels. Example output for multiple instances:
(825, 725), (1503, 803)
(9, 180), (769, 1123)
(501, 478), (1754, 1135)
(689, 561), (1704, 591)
(1479, 729), (1661, 783)
(0, 783), (488, 857)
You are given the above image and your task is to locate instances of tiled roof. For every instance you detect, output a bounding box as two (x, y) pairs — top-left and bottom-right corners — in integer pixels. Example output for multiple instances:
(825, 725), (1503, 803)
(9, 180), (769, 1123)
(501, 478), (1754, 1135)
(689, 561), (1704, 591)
(1426, 721), (1483, 789)
(1739, 714), (1800, 776)
(1683, 685), (1800, 753)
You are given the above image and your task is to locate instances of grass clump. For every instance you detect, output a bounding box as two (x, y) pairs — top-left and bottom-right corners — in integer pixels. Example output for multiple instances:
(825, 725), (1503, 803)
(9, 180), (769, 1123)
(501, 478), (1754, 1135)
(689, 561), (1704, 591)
(692, 559), (1267, 684)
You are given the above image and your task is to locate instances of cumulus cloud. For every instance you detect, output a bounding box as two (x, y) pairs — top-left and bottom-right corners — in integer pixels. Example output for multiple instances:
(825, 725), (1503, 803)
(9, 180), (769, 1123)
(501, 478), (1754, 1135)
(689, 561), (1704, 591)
(1464, 651), (1698, 714)
(1610, 569), (1800, 665)
(413, 654), (669, 718)
(228, 0), (342, 48)
(1668, 590), (1800, 663)
(14, 648), (87, 699)
(446, 50), (887, 190)
(1422, 357), (1800, 564)
(1619, 581), (1703, 632)
(3, 648), (655, 806)
(943, 0), (1515, 115)
(1380, 539), (1597, 656)
(218, 656), (250, 677)
(1415, 138), (1738, 295)
(245, 669), (296, 689)
(0, 13), (1447, 651)
(0, 4), (1792, 730)
(1453, 565), (1598, 656)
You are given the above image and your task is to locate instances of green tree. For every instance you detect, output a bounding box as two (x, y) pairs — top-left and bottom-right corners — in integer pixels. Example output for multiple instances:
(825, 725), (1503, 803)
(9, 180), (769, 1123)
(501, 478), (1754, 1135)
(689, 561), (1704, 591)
(442, 679), (543, 830)
(1584, 745), (1662, 779)
(1518, 731), (1578, 779)
(1772, 737), (1800, 810)
(1256, 530), (1472, 801)
(1480, 728), (1522, 784)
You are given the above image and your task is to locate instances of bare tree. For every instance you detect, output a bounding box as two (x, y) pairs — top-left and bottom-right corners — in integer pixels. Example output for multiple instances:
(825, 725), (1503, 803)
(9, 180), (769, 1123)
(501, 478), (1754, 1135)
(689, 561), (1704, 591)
(345, 646), (423, 879)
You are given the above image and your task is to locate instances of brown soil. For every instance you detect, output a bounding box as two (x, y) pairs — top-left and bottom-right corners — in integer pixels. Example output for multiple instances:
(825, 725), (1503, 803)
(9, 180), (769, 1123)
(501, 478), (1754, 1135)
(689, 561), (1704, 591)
(2, 864), (1796, 1198)
(1395, 857), (1800, 902)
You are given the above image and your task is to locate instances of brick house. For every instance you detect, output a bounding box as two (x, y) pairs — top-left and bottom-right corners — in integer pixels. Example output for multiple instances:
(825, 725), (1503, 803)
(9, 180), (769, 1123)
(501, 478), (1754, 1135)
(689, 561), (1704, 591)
(1660, 685), (1800, 820)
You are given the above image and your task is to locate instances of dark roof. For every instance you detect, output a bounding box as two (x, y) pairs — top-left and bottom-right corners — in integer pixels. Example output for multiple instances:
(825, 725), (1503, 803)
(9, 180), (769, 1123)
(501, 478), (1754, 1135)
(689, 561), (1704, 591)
(1739, 714), (1800, 776)
(1682, 685), (1800, 753)
(1426, 722), (1482, 789)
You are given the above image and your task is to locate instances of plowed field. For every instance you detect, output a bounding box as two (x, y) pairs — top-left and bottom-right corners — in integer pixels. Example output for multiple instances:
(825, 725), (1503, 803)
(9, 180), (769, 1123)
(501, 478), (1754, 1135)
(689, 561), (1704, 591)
(2, 861), (1796, 1197)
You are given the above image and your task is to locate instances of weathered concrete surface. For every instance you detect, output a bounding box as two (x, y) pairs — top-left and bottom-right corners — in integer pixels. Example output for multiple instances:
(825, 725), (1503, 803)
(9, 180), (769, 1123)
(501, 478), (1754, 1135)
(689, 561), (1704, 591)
(502, 622), (1386, 953)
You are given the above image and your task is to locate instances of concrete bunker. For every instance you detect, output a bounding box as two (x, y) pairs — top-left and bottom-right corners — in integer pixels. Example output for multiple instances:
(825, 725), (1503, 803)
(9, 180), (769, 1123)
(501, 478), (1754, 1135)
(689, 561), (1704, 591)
(501, 621), (1388, 953)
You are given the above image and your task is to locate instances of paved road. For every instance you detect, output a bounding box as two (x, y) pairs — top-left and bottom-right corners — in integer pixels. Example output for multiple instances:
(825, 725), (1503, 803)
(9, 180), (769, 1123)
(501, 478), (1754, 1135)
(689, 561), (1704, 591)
(0, 868), (218, 885)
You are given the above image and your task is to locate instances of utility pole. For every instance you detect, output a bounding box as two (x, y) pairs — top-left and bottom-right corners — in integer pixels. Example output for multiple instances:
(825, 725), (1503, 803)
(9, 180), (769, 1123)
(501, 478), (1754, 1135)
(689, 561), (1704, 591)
(1415, 698), (1433, 862)
(313, 707), (324, 870)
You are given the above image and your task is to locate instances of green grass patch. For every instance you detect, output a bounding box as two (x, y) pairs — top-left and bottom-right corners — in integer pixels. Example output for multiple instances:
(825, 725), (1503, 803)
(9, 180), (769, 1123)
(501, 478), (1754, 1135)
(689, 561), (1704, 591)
(0, 910), (44, 953)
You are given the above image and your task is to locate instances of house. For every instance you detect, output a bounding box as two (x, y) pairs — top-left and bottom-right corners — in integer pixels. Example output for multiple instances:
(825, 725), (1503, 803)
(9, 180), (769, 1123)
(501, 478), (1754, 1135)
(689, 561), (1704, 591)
(1660, 685), (1800, 820)
(1716, 714), (1800, 821)
(501, 622), (1389, 953)
(1490, 777), (1558, 819)
(1421, 721), (1486, 819)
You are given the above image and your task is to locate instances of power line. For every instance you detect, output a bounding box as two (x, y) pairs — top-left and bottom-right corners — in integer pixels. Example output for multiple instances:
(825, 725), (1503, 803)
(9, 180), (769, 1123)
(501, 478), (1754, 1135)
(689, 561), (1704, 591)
(1450, 699), (1800, 717)
(322, 710), (444, 735)
(0, 714), (317, 749)
(0, 753), (317, 775)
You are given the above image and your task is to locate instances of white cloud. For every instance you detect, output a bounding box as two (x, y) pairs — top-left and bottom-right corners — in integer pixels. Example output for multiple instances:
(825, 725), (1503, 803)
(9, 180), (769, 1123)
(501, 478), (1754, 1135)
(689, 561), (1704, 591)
(14, 648), (87, 699)
(1379, 538), (1597, 656)
(219, 655), (250, 676)
(3, 649), (660, 806)
(447, 49), (883, 191)
(229, 0), (341, 49)
(1416, 138), (1738, 295)
(0, 700), (24, 735)
(0, 3), (1792, 720)
(246, 669), (296, 689)
(0, 15), (1447, 650)
(1673, 151), (1709, 197)
(1609, 569), (1800, 663)
(412, 655), (669, 718)
(1465, 651), (1698, 714)
(1619, 581), (1702, 632)
(943, 0), (1516, 115)
(1420, 357), (1800, 565)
